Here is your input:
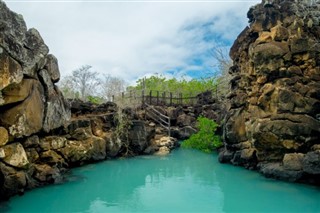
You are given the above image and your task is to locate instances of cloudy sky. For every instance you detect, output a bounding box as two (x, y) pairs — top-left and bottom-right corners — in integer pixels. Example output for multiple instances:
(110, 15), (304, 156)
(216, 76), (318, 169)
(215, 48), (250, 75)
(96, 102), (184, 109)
(5, 0), (259, 84)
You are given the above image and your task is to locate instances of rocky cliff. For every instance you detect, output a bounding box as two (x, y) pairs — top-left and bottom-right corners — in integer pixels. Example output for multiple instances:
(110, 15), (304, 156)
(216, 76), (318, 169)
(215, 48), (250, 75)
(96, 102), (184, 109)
(0, 1), (175, 200)
(0, 0), (72, 199)
(220, 0), (320, 184)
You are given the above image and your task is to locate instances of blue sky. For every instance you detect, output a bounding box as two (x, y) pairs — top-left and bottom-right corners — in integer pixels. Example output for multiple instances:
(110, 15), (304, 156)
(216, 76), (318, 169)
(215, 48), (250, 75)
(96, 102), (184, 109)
(5, 0), (259, 84)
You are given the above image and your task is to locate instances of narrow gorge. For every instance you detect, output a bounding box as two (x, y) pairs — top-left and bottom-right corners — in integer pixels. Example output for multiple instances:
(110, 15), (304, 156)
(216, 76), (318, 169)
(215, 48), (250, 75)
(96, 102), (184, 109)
(1, 0), (320, 203)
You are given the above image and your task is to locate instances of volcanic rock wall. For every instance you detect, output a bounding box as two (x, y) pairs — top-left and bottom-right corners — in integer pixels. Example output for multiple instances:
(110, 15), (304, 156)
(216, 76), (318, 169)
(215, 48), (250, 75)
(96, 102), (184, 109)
(220, 0), (320, 183)
(0, 1), (153, 200)
(0, 1), (71, 199)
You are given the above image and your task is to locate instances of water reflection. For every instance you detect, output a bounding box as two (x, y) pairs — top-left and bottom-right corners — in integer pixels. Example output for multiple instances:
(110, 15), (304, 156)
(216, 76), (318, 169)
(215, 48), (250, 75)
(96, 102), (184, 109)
(71, 149), (224, 212)
(5, 149), (320, 213)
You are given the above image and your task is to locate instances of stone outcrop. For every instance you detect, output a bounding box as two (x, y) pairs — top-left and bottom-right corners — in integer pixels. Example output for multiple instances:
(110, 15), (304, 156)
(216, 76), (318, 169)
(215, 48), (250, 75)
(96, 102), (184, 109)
(0, 1), (70, 138)
(0, 0), (71, 199)
(0, 1), (141, 200)
(220, 0), (320, 184)
(0, 1), (182, 201)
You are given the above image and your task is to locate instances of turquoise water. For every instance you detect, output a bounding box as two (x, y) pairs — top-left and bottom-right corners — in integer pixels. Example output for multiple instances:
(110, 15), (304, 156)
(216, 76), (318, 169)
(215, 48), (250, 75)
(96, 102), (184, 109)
(2, 148), (320, 213)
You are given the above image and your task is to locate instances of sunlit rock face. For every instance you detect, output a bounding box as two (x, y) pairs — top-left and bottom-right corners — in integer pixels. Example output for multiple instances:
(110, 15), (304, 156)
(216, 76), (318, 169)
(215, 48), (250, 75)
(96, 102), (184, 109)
(0, 0), (70, 199)
(0, 1), (70, 137)
(0, 1), (174, 201)
(220, 0), (320, 184)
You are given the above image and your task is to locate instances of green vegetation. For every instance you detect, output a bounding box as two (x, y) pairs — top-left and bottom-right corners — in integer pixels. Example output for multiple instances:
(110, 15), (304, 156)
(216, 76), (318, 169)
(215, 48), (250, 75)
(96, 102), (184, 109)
(182, 116), (222, 153)
(87, 96), (104, 104)
(127, 74), (218, 97)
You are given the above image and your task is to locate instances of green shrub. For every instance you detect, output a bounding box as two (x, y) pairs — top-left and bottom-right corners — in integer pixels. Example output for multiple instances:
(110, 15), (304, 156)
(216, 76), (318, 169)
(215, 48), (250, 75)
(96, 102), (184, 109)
(181, 116), (222, 153)
(87, 96), (104, 104)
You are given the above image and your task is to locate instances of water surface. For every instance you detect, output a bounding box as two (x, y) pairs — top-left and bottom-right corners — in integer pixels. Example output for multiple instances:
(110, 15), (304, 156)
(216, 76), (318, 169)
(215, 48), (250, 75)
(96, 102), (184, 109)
(2, 149), (320, 212)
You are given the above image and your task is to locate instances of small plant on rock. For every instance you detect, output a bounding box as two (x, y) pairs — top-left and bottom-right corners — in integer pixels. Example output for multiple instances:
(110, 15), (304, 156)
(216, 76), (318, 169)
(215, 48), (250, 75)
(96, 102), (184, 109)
(182, 116), (222, 153)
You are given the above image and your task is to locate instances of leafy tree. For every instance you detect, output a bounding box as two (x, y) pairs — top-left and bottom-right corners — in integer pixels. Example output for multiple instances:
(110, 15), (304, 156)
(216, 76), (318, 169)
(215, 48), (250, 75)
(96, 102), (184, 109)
(182, 116), (222, 153)
(127, 74), (218, 98)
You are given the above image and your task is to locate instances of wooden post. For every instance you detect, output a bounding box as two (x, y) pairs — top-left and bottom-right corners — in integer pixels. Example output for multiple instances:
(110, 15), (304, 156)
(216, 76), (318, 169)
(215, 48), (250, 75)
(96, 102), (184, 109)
(163, 92), (166, 105)
(216, 85), (218, 100)
(122, 92), (124, 100)
(149, 90), (152, 104)
(142, 90), (145, 105)
(170, 92), (173, 106)
(179, 93), (182, 105)
(168, 118), (171, 137)
(157, 91), (159, 105)
(112, 95), (114, 102)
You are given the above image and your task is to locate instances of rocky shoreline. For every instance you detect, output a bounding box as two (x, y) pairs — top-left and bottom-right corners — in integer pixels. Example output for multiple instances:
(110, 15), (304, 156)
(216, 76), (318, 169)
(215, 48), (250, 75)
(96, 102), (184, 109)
(1, 0), (320, 202)
(0, 1), (181, 200)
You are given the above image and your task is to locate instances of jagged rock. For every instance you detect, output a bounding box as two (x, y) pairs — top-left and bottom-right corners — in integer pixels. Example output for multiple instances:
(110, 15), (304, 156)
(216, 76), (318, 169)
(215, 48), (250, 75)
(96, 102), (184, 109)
(222, 0), (320, 184)
(302, 151), (320, 175)
(0, 47), (23, 91)
(33, 164), (61, 183)
(39, 136), (67, 151)
(0, 127), (8, 146)
(166, 106), (183, 121)
(23, 135), (40, 148)
(25, 148), (39, 163)
(259, 163), (303, 182)
(150, 136), (179, 156)
(59, 136), (106, 164)
(39, 150), (66, 167)
(0, 2), (48, 78)
(176, 113), (196, 127)
(69, 99), (117, 116)
(70, 127), (92, 141)
(218, 150), (235, 163)
(129, 120), (149, 153)
(0, 79), (34, 105)
(0, 80), (44, 137)
(173, 126), (197, 140)
(105, 135), (122, 157)
(23, 28), (49, 77)
(0, 162), (26, 198)
(39, 69), (70, 132)
(44, 54), (60, 83)
(154, 146), (170, 156)
(282, 153), (305, 171)
(0, 143), (29, 168)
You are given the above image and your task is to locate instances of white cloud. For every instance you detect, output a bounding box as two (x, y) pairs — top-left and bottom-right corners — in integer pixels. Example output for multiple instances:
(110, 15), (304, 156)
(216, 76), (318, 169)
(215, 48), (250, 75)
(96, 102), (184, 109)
(4, 0), (259, 84)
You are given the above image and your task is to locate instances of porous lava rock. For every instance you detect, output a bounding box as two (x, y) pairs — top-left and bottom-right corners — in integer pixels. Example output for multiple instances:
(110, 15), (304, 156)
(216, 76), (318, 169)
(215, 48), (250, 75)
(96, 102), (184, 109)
(220, 0), (320, 184)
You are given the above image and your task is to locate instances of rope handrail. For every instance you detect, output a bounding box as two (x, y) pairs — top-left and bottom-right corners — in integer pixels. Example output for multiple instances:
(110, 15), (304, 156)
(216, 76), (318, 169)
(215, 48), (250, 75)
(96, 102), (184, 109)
(144, 103), (171, 136)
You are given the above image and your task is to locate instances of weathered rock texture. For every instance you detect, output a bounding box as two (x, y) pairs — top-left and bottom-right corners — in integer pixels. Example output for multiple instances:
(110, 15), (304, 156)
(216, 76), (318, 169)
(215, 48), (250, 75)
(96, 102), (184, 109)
(0, 0), (71, 199)
(0, 1), (181, 201)
(220, 0), (320, 184)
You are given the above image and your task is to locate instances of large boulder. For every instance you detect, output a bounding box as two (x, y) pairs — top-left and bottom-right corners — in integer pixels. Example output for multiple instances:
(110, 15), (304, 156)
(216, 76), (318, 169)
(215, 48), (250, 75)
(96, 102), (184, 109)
(0, 127), (9, 146)
(0, 162), (27, 199)
(128, 120), (149, 153)
(0, 80), (44, 137)
(39, 69), (70, 132)
(0, 143), (29, 168)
